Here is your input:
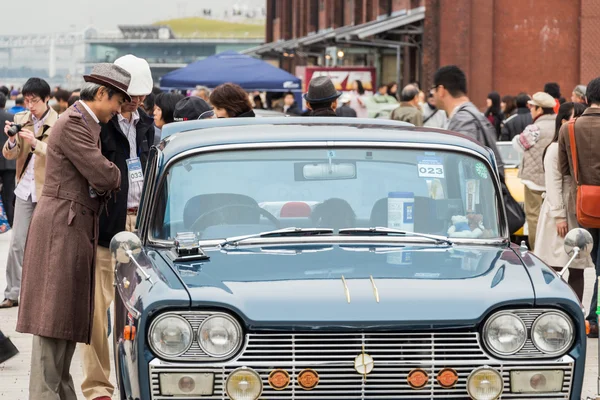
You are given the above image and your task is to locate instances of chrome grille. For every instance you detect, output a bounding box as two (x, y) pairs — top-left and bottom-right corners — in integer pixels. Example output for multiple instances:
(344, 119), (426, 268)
(149, 331), (573, 399)
(237, 332), (488, 364)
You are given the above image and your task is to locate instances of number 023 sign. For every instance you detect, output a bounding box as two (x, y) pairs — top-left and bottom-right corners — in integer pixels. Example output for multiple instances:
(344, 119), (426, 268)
(417, 157), (445, 179)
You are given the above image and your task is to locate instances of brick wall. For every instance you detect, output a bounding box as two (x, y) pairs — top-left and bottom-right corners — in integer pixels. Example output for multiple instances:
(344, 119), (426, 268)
(425, 0), (582, 109)
(581, 0), (600, 85)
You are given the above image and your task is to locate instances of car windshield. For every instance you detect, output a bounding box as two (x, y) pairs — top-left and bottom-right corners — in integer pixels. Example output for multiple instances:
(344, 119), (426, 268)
(496, 143), (522, 166)
(152, 147), (501, 242)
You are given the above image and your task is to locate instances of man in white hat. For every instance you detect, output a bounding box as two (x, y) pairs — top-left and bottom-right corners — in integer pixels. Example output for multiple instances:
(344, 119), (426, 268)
(511, 91), (557, 250)
(80, 54), (155, 400)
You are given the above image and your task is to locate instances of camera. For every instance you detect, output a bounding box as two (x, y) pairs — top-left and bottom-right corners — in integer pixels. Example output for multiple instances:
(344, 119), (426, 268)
(7, 124), (22, 137)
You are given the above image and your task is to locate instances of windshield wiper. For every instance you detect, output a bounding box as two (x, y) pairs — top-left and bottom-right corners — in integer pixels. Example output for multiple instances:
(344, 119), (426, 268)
(220, 227), (334, 248)
(338, 227), (453, 246)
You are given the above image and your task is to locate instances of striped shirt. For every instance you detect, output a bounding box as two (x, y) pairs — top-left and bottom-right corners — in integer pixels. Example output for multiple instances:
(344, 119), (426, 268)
(118, 110), (143, 208)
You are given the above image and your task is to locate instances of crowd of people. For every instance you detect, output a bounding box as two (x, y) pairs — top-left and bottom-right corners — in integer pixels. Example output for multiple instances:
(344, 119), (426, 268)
(0, 54), (600, 399)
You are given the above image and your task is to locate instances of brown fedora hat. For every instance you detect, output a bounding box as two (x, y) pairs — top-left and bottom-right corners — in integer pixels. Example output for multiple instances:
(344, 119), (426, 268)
(83, 63), (132, 102)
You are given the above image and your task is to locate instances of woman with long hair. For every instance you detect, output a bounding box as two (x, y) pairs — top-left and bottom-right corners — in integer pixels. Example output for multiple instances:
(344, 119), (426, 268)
(349, 80), (368, 118)
(485, 91), (503, 139)
(534, 101), (588, 300)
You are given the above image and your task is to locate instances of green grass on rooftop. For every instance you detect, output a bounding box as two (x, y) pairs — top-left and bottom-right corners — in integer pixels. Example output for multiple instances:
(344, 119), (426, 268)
(154, 17), (265, 39)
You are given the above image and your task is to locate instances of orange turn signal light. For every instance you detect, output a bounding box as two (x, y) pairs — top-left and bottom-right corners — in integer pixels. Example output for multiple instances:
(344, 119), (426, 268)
(268, 369), (290, 390)
(586, 320), (591, 335)
(407, 369), (429, 389)
(437, 368), (458, 388)
(297, 369), (319, 390)
(124, 326), (136, 341)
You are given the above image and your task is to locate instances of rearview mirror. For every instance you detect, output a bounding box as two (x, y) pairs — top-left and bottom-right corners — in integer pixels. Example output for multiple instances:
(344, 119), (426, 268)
(559, 228), (593, 276)
(302, 162), (356, 180)
(110, 231), (142, 264)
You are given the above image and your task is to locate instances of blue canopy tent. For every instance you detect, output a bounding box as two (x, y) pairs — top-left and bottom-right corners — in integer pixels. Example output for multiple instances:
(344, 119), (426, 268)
(160, 50), (302, 96)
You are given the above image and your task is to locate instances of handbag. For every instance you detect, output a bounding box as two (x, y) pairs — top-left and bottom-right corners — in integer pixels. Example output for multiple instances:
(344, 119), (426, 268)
(568, 120), (600, 228)
(460, 108), (526, 235)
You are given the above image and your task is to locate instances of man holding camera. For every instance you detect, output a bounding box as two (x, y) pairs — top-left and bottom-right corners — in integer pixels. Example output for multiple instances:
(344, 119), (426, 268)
(80, 54), (155, 400)
(1, 78), (57, 309)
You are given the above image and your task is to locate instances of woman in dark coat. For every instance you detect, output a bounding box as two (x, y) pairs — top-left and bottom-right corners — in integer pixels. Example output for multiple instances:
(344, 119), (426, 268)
(485, 91), (504, 139)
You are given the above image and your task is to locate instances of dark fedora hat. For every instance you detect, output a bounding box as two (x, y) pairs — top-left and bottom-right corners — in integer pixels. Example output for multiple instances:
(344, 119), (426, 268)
(83, 63), (132, 102)
(303, 76), (342, 103)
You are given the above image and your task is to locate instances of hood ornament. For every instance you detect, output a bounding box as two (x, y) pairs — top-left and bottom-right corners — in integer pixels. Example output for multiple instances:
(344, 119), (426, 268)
(354, 346), (374, 381)
(369, 275), (380, 303)
(341, 275), (351, 303)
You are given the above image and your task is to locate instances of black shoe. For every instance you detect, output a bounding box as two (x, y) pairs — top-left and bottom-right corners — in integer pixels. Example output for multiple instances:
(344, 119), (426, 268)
(0, 335), (18, 364)
(588, 321), (599, 339)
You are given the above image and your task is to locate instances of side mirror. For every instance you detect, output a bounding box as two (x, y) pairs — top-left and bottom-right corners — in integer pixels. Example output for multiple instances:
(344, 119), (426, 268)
(559, 228), (593, 276)
(110, 231), (142, 264)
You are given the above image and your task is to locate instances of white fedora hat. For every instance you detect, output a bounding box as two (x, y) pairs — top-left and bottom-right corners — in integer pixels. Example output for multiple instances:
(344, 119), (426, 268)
(114, 54), (153, 96)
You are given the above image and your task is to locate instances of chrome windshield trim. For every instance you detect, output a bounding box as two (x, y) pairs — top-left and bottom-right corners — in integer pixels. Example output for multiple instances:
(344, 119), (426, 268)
(146, 141), (507, 246)
(151, 235), (508, 249)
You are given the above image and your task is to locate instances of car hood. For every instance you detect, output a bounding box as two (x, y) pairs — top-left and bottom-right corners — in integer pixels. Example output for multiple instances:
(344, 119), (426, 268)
(160, 244), (534, 328)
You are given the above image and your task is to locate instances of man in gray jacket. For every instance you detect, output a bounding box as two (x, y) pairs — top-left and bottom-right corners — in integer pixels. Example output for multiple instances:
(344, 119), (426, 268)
(432, 65), (504, 173)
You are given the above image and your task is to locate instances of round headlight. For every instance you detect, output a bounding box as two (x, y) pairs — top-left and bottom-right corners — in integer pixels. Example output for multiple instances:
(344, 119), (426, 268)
(149, 314), (193, 358)
(531, 311), (574, 355)
(483, 312), (527, 355)
(467, 366), (503, 400)
(226, 368), (262, 400)
(198, 314), (242, 357)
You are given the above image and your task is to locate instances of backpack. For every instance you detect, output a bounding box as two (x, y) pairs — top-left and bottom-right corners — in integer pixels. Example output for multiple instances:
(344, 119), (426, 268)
(568, 119), (600, 228)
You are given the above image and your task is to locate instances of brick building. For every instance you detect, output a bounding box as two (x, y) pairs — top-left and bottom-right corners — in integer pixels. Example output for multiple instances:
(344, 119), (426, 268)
(247, 0), (600, 108)
(423, 0), (600, 108)
(246, 0), (426, 92)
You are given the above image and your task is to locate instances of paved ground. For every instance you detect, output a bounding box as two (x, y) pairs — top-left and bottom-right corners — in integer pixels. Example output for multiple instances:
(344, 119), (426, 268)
(0, 230), (597, 399)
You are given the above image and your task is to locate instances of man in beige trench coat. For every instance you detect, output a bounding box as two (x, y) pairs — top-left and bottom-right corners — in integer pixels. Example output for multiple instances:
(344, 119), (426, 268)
(15, 63), (130, 400)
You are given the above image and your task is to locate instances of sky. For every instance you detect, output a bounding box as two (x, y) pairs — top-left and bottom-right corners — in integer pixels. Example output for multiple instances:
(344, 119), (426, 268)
(0, 0), (265, 35)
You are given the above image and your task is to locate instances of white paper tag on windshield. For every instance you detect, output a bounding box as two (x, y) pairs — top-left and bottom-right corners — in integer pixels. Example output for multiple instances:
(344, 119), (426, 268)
(417, 157), (445, 178)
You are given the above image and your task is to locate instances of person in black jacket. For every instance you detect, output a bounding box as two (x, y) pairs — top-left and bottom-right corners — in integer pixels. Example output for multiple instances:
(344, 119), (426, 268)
(499, 92), (533, 141)
(484, 91), (503, 139)
(79, 55), (155, 400)
(0, 93), (15, 226)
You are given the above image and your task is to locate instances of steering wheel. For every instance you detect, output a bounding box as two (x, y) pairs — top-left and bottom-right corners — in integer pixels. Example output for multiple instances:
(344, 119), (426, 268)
(189, 204), (280, 234)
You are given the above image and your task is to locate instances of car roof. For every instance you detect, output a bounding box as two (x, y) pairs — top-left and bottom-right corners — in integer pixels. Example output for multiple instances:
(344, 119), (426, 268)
(158, 117), (495, 165)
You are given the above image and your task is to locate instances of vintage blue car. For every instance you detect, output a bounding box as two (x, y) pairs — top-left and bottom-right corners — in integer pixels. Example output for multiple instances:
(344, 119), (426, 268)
(110, 118), (589, 400)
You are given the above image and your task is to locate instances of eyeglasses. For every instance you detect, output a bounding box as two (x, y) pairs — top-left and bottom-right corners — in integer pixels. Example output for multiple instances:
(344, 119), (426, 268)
(198, 110), (215, 119)
(23, 97), (42, 106)
(430, 85), (441, 93)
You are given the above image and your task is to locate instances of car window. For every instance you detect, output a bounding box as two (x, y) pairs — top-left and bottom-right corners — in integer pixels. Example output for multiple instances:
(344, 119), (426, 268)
(152, 148), (501, 241)
(496, 143), (522, 166)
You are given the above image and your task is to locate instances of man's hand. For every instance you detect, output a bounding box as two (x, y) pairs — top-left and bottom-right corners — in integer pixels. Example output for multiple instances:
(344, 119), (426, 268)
(4, 121), (16, 144)
(18, 129), (37, 149)
(556, 220), (568, 238)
